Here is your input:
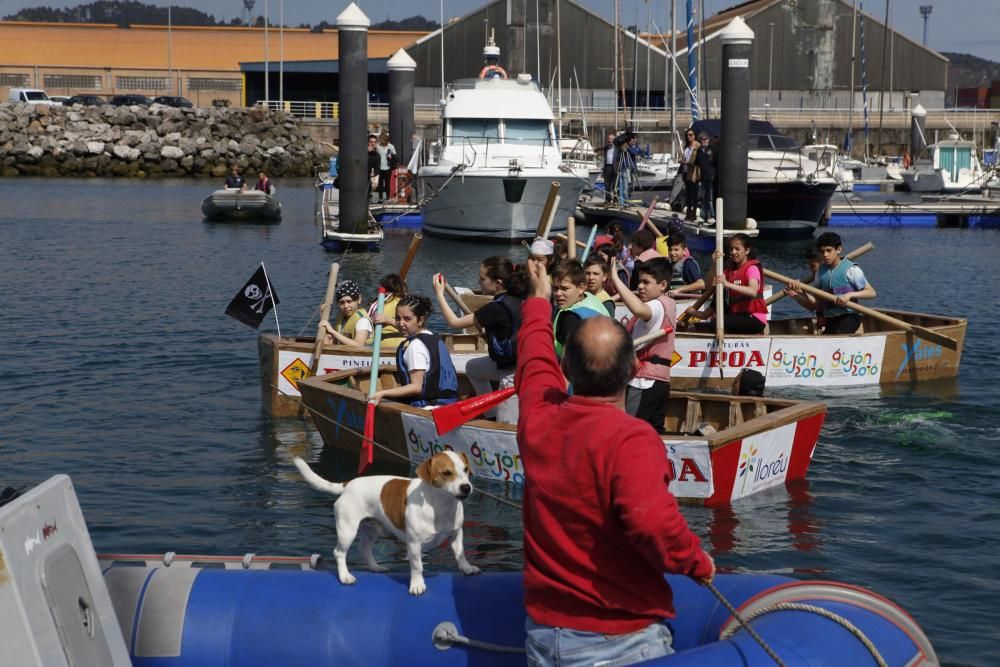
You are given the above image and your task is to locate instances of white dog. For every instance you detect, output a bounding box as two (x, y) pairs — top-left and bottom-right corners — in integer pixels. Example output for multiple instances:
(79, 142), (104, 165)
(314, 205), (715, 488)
(293, 451), (480, 596)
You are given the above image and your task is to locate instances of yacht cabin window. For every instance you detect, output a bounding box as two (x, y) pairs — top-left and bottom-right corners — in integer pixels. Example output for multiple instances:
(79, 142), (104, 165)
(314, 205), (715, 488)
(450, 119), (500, 144)
(503, 119), (553, 146)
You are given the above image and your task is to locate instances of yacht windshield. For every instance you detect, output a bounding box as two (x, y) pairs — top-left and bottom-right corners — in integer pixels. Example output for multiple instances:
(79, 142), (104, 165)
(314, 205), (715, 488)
(751, 133), (799, 152)
(450, 119), (499, 143)
(504, 119), (552, 146)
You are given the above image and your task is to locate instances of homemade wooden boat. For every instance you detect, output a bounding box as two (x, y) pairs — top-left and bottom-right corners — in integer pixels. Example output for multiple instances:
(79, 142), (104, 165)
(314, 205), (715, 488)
(201, 188), (281, 221)
(297, 367), (827, 506)
(258, 331), (489, 417)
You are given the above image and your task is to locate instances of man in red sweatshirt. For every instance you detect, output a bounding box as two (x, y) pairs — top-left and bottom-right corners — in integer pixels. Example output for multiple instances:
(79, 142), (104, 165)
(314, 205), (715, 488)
(516, 260), (715, 666)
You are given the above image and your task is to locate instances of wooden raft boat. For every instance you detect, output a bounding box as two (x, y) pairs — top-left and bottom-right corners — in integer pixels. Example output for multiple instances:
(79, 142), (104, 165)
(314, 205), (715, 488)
(258, 332), (488, 417)
(296, 368), (827, 506)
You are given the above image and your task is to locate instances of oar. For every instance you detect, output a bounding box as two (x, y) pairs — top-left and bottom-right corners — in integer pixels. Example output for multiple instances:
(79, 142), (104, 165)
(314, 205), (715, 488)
(439, 275), (483, 334)
(763, 267), (959, 350)
(635, 196), (660, 234)
(309, 262), (339, 377)
(567, 216), (577, 258)
(360, 287), (387, 474)
(398, 232), (423, 282)
(430, 327), (673, 436)
(714, 197), (725, 379)
(536, 181), (561, 239)
(765, 242), (875, 307)
(580, 224), (599, 261)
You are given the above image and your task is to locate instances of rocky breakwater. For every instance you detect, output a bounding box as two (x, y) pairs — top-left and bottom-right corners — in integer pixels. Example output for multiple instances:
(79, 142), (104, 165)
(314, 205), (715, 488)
(0, 102), (330, 178)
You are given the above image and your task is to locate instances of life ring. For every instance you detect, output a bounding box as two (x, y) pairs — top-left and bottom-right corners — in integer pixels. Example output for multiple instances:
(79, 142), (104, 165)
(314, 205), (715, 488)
(479, 65), (508, 80)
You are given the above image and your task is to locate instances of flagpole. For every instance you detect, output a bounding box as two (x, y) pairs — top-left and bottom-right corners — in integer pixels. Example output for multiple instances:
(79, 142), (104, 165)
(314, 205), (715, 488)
(260, 262), (282, 337)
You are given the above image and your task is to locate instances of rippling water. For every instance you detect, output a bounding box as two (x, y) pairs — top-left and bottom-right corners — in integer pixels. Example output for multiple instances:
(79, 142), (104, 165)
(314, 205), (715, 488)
(1, 178), (997, 666)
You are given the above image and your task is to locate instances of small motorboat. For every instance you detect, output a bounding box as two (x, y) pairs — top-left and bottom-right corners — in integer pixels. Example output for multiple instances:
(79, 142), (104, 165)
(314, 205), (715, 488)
(201, 187), (282, 221)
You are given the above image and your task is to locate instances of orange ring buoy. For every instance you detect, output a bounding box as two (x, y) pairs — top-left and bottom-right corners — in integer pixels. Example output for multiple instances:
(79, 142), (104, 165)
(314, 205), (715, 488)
(479, 65), (508, 80)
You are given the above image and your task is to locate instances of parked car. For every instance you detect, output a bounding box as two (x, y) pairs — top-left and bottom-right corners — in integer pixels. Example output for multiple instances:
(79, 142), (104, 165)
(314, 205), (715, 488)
(65, 94), (106, 106)
(49, 95), (72, 105)
(152, 96), (194, 108)
(109, 95), (151, 106)
(7, 88), (57, 105)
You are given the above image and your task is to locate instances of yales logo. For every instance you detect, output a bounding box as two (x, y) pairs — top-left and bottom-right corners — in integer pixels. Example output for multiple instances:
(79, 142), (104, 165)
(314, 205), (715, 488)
(895, 339), (943, 380)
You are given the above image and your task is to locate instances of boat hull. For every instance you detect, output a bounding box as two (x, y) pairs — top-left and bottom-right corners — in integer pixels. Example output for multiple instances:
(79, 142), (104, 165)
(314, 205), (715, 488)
(99, 565), (936, 667)
(417, 171), (587, 241)
(258, 332), (490, 417)
(746, 180), (837, 239)
(201, 189), (281, 221)
(297, 369), (826, 505)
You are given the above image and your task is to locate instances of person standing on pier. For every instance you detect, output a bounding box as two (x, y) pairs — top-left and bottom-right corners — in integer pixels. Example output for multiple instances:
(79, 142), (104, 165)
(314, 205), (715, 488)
(603, 133), (618, 203)
(695, 133), (716, 221)
(681, 130), (700, 221)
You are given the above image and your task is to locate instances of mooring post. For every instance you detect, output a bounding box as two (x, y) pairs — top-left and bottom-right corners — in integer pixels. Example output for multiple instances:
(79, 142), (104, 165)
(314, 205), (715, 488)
(910, 103), (927, 159)
(388, 49), (417, 167)
(336, 2), (371, 235)
(718, 17), (754, 231)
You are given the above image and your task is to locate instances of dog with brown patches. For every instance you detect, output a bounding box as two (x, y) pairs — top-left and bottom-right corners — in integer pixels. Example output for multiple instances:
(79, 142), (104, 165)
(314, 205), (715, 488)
(293, 450), (480, 596)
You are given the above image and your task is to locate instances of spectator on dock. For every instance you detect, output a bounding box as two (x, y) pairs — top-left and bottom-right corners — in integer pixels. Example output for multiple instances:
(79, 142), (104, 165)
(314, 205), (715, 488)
(681, 130), (700, 221)
(695, 133), (716, 221)
(375, 131), (397, 203)
(603, 133), (618, 203)
(367, 134), (380, 202)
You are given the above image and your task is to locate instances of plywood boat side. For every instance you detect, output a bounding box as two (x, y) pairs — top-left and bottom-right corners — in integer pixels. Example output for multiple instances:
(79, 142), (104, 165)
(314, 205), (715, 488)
(258, 333), (487, 417)
(297, 368), (826, 505)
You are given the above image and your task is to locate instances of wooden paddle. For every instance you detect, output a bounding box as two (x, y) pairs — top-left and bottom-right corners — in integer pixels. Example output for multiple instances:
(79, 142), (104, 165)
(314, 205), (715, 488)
(567, 216), (576, 258)
(430, 327), (673, 435)
(714, 197), (725, 379)
(439, 275), (483, 334)
(765, 242), (875, 307)
(536, 182), (561, 238)
(360, 287), (387, 474)
(763, 267), (959, 349)
(309, 262), (339, 377)
(398, 232), (423, 282)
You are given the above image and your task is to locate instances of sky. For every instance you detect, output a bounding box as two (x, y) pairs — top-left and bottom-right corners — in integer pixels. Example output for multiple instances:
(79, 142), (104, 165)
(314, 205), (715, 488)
(3, 0), (998, 62)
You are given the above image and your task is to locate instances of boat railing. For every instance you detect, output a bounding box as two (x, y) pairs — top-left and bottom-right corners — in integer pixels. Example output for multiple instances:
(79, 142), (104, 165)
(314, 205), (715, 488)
(441, 135), (560, 169)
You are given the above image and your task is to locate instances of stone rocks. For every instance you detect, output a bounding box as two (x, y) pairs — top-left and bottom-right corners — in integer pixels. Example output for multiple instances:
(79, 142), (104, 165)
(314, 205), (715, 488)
(0, 102), (328, 178)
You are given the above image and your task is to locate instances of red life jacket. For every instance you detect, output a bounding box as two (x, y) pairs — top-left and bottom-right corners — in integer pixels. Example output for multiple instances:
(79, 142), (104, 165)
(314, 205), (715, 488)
(626, 294), (676, 382)
(725, 259), (767, 317)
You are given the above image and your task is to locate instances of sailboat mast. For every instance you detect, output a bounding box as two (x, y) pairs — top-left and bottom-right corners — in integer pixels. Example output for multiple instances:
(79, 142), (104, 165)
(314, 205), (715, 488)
(686, 0), (697, 119)
(646, 0), (651, 113)
(847, 0), (857, 154)
(670, 0), (676, 154)
(556, 0), (562, 139)
(614, 0), (620, 130)
(876, 0), (890, 156)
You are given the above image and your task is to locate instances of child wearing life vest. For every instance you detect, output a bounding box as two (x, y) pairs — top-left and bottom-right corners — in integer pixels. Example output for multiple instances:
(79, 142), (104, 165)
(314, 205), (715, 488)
(432, 257), (528, 423)
(552, 259), (611, 358)
(790, 232), (876, 335)
(583, 256), (616, 317)
(683, 233), (768, 334)
(320, 280), (373, 347)
(611, 257), (676, 433)
(368, 273), (407, 349)
(370, 295), (459, 408)
(664, 232), (705, 299)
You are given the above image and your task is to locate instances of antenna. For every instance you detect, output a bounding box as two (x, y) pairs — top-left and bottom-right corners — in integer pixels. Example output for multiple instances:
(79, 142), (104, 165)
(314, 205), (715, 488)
(919, 5), (932, 45)
(243, 0), (256, 26)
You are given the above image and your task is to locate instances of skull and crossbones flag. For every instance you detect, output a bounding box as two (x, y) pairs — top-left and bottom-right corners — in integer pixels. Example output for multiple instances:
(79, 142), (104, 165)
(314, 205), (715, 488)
(225, 264), (280, 329)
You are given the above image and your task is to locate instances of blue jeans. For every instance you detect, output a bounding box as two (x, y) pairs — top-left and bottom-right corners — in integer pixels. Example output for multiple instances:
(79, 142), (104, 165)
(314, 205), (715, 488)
(525, 618), (674, 667)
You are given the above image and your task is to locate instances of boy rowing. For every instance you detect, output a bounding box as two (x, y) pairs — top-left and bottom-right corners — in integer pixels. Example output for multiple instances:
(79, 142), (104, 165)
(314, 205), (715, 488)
(788, 232), (876, 335)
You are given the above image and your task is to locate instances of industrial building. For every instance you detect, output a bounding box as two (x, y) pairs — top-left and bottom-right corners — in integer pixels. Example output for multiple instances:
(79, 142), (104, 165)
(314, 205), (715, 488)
(1, 0), (948, 112)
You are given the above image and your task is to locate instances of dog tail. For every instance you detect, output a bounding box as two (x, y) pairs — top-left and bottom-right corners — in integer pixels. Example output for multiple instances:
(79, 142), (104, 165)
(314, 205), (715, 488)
(292, 457), (346, 495)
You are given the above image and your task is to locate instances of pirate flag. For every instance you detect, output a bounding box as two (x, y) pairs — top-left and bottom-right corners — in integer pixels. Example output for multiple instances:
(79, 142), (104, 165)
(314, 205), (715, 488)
(225, 264), (280, 329)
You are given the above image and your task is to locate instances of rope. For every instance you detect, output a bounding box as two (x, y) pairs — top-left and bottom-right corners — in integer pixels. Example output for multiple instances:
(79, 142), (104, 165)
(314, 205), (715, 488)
(432, 622), (526, 654)
(706, 581), (786, 667)
(717, 598), (888, 667)
(270, 383), (523, 511)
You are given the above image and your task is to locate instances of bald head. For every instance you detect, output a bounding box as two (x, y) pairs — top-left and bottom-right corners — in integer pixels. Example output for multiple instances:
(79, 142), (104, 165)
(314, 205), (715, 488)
(561, 317), (635, 397)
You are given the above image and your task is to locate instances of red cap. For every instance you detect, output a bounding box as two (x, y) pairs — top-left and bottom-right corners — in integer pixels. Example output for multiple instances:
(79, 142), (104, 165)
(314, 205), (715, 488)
(378, 286), (386, 294)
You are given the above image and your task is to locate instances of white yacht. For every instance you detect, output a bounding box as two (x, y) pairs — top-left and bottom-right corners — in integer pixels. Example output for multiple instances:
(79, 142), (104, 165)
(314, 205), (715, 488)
(804, 144), (856, 192)
(902, 133), (984, 194)
(417, 41), (586, 242)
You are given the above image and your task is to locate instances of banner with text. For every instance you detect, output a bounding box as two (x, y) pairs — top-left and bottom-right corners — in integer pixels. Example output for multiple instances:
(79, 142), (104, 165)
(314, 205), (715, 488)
(663, 440), (713, 498)
(401, 413), (524, 485)
(765, 336), (886, 386)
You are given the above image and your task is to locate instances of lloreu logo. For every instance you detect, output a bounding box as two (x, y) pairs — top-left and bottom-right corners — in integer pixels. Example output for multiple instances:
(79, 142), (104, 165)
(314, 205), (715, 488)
(732, 424), (796, 501)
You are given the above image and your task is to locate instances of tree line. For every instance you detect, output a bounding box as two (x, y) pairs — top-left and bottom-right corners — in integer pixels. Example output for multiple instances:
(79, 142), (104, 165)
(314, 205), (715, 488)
(3, 1), (439, 31)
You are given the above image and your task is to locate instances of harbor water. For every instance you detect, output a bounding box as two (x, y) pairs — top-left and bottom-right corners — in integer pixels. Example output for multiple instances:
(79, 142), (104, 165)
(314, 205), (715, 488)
(1, 177), (997, 666)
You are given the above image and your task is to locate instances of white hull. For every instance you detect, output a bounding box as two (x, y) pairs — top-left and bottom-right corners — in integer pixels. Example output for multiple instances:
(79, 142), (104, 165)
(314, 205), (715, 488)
(417, 170), (586, 241)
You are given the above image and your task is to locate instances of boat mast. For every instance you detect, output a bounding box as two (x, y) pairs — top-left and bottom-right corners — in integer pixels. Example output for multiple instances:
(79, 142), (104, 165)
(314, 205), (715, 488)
(439, 0), (445, 100)
(698, 0), (705, 118)
(670, 0), (676, 154)
(645, 0), (651, 113)
(613, 0), (620, 130)
(631, 11), (639, 126)
(686, 0), (697, 119)
(846, 0), (857, 155)
(876, 0), (891, 157)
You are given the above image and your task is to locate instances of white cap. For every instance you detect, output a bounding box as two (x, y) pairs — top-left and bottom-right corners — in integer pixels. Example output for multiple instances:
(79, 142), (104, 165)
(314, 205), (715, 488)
(528, 237), (554, 256)
(336, 3), (370, 30)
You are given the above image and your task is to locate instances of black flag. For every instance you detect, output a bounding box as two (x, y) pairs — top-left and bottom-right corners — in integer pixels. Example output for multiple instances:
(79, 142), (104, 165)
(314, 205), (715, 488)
(225, 265), (280, 329)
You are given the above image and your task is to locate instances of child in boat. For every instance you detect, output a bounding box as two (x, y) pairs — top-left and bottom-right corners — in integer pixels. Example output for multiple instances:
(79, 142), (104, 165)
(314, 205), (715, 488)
(594, 243), (630, 298)
(627, 227), (661, 290)
(583, 256), (616, 317)
(683, 233), (768, 335)
(790, 232), (876, 335)
(432, 257), (528, 423)
(368, 273), (407, 349)
(611, 256), (676, 432)
(664, 232), (705, 299)
(320, 280), (373, 347)
(782, 247), (822, 314)
(370, 295), (459, 408)
(526, 237), (555, 276)
(552, 259), (612, 357)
